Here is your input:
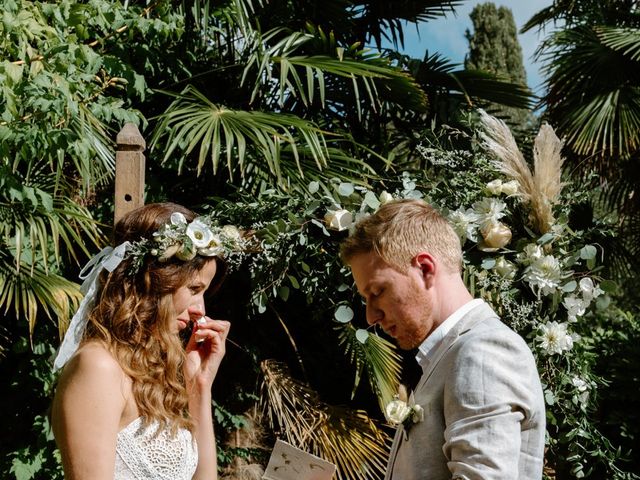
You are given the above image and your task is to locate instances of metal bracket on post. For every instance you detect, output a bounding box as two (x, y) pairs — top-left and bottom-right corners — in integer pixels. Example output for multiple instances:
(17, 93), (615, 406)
(114, 123), (146, 226)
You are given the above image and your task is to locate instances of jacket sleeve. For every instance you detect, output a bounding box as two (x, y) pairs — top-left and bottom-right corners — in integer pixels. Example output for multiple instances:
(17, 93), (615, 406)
(442, 327), (544, 479)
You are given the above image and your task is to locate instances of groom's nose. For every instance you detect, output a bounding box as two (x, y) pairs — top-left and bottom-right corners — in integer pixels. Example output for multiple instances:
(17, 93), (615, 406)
(366, 302), (383, 325)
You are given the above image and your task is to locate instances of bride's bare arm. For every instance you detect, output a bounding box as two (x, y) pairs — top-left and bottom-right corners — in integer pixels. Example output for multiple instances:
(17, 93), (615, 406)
(52, 344), (127, 480)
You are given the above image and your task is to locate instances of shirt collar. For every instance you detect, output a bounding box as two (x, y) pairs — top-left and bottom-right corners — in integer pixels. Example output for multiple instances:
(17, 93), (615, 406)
(415, 298), (484, 369)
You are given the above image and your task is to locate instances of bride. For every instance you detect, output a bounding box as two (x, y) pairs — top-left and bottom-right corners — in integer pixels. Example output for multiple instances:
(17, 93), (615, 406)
(52, 202), (245, 479)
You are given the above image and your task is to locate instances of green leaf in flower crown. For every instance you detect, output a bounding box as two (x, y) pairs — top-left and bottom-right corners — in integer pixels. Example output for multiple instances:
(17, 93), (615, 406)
(355, 328), (369, 344)
(562, 281), (577, 293)
(580, 245), (597, 260)
(334, 305), (354, 323)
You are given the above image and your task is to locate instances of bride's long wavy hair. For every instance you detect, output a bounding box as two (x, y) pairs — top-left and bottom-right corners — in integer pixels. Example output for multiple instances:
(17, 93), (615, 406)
(84, 203), (225, 434)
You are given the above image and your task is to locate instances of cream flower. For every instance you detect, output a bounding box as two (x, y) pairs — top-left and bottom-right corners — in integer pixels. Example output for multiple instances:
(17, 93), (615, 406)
(175, 242), (197, 261)
(563, 295), (588, 322)
(472, 197), (507, 229)
(385, 399), (424, 427)
(579, 277), (604, 302)
(485, 179), (503, 195)
(500, 180), (519, 196)
(523, 255), (564, 296)
(479, 221), (512, 251)
(379, 191), (394, 205)
(187, 219), (214, 248)
(572, 376), (590, 403)
(198, 234), (223, 256)
(158, 244), (181, 262)
(536, 321), (575, 355)
(494, 257), (517, 279)
(385, 399), (412, 425)
(221, 225), (242, 241)
(448, 208), (480, 242)
(324, 209), (353, 231)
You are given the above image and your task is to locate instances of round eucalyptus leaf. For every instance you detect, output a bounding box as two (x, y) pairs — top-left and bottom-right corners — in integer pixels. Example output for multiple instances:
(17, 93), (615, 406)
(338, 182), (354, 197)
(334, 305), (354, 323)
(355, 328), (369, 344)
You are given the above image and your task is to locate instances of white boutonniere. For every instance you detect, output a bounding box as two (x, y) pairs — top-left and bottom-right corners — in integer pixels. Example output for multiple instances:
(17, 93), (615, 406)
(385, 385), (423, 434)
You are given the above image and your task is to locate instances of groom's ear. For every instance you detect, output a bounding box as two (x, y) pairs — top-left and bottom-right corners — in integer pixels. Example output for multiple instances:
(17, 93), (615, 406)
(413, 253), (436, 287)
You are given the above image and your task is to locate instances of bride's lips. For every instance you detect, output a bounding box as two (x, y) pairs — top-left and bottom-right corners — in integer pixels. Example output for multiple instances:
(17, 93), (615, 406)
(177, 319), (188, 330)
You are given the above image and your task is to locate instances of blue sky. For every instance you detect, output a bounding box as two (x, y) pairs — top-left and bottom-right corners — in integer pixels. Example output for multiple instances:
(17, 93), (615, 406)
(395, 0), (554, 94)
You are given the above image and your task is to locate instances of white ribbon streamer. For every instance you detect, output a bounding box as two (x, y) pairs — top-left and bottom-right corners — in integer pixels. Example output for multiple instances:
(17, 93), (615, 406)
(53, 242), (131, 371)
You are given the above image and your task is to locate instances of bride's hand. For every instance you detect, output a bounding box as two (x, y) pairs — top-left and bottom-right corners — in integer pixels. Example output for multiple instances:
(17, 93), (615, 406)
(184, 307), (230, 391)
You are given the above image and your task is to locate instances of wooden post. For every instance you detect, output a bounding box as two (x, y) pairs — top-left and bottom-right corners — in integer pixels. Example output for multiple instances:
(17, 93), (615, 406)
(114, 123), (146, 226)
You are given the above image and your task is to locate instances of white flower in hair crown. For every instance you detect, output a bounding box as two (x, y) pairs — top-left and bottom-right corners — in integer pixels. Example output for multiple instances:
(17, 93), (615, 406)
(128, 212), (245, 273)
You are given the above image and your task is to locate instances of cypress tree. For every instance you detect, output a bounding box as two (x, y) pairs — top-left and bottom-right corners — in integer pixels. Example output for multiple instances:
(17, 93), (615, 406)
(465, 2), (534, 129)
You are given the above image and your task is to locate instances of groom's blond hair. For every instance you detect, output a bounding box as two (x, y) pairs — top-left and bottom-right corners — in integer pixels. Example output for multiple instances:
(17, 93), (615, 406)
(340, 199), (462, 274)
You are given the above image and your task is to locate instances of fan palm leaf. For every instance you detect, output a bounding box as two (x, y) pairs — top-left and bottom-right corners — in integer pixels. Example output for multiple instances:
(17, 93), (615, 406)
(338, 323), (402, 413)
(243, 28), (427, 117)
(0, 250), (82, 339)
(151, 85), (331, 180)
(537, 25), (640, 161)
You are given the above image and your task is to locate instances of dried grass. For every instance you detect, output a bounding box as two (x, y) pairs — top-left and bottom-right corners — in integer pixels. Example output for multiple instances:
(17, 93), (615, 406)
(479, 110), (565, 234)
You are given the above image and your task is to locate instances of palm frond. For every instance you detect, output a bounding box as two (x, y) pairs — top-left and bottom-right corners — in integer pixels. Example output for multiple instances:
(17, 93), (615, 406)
(539, 25), (640, 160)
(260, 360), (391, 480)
(597, 26), (640, 61)
(338, 323), (402, 413)
(0, 251), (82, 338)
(150, 85), (331, 180)
(243, 28), (427, 116)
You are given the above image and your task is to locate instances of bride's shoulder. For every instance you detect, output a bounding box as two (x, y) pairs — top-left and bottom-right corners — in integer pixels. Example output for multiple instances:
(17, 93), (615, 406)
(63, 342), (124, 381)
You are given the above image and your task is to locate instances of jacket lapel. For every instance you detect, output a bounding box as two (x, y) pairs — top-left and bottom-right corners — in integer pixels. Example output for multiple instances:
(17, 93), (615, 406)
(414, 302), (495, 393)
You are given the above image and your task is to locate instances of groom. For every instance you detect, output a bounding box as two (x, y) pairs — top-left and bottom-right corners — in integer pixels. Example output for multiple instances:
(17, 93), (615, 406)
(341, 199), (545, 479)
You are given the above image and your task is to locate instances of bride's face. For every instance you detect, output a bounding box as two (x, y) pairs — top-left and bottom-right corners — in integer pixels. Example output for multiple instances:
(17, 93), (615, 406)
(171, 260), (217, 333)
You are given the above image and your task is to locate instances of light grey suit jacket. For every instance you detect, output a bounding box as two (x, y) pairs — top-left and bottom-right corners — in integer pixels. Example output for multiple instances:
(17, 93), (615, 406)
(385, 301), (545, 479)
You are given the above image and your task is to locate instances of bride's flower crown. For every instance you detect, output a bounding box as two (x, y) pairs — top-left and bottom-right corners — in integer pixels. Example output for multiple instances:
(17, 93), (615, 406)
(127, 212), (247, 274)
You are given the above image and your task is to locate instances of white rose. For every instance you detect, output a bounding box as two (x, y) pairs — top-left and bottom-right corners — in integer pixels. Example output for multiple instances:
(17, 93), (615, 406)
(485, 179), (503, 195)
(379, 191), (394, 205)
(221, 225), (242, 241)
(500, 180), (519, 196)
(385, 399), (412, 425)
(480, 221), (512, 250)
(186, 220), (214, 248)
(324, 209), (353, 231)
(494, 257), (516, 279)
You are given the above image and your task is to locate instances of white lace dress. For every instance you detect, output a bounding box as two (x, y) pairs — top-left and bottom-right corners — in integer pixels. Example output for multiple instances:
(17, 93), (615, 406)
(114, 417), (198, 480)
